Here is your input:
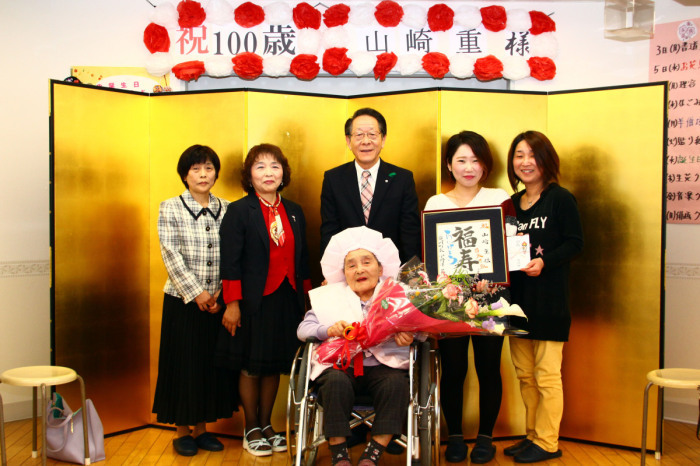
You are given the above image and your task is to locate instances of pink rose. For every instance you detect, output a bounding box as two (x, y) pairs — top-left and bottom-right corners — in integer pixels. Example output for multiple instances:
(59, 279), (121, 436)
(464, 298), (478, 319)
(418, 270), (430, 285)
(436, 272), (451, 285)
(442, 283), (461, 301)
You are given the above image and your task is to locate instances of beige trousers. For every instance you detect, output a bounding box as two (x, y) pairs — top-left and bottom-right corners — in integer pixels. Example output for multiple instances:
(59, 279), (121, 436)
(510, 338), (565, 453)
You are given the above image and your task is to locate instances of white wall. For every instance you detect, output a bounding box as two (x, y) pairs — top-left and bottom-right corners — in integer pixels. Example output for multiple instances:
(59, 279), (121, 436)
(1, 0), (698, 423)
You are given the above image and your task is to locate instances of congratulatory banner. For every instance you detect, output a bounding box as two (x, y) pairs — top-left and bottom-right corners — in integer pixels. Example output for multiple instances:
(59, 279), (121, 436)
(141, 0), (559, 81)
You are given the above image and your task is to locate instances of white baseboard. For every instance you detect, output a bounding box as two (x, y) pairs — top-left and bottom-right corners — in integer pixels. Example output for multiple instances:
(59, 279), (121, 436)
(665, 400), (698, 424)
(1, 399), (37, 422)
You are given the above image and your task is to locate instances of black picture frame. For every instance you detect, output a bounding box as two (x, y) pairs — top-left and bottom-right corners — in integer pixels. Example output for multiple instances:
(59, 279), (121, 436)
(421, 205), (509, 285)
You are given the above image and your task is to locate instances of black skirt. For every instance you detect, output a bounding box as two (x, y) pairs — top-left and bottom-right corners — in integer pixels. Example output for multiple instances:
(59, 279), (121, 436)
(216, 278), (302, 376)
(152, 294), (237, 426)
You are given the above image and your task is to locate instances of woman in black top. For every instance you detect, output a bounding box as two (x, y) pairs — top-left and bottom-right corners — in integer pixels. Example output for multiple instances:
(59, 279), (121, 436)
(504, 131), (583, 464)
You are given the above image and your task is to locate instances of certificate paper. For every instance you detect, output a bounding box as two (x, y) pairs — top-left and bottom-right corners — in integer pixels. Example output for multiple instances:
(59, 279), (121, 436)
(436, 220), (494, 276)
(507, 234), (531, 271)
(423, 206), (509, 285)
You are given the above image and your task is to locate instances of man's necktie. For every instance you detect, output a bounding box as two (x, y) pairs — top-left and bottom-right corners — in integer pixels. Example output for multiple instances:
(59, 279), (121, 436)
(360, 170), (373, 224)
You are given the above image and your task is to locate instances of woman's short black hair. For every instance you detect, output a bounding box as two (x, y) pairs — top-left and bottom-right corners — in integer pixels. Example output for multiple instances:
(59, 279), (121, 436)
(177, 145), (220, 188)
(444, 131), (494, 183)
(344, 108), (388, 136)
(241, 143), (292, 194)
(507, 131), (560, 191)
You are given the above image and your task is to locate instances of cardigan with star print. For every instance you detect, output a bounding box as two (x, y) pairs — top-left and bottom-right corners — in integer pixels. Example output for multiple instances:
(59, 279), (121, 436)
(509, 183), (583, 341)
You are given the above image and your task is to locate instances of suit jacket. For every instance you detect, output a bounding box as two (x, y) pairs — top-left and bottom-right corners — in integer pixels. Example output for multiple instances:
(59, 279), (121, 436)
(320, 159), (421, 264)
(220, 192), (310, 314)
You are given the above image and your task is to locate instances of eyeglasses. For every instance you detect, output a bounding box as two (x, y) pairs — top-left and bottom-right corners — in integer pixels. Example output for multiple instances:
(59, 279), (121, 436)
(351, 131), (382, 142)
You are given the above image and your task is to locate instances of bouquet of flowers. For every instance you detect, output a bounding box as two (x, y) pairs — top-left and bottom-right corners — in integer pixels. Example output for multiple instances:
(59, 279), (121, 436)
(315, 258), (526, 375)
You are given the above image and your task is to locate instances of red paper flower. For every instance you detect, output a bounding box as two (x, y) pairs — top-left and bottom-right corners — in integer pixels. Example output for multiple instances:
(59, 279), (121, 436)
(172, 60), (206, 81)
(375, 0), (404, 28)
(177, 0), (206, 28)
(290, 54), (320, 80)
(143, 23), (170, 54)
(427, 4), (454, 32)
(293, 2), (322, 29)
(473, 55), (503, 81)
(528, 57), (556, 81)
(422, 52), (450, 79)
(323, 4), (350, 28)
(232, 52), (263, 79)
(323, 48), (352, 76)
(374, 52), (397, 81)
(529, 11), (556, 35)
(480, 5), (507, 32)
(235, 2), (265, 28)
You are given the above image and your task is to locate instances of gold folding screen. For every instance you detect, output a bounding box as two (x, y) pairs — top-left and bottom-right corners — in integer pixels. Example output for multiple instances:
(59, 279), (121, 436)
(52, 85), (153, 432)
(51, 81), (664, 449)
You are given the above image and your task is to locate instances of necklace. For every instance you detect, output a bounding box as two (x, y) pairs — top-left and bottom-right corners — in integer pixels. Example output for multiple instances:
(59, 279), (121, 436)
(525, 187), (543, 207)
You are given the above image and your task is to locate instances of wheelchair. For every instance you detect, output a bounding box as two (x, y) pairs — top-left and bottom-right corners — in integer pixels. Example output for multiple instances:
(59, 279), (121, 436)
(286, 339), (441, 466)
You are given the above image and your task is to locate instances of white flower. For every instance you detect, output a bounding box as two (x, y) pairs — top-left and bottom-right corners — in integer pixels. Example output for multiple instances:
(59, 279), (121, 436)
(348, 51), (376, 76)
(323, 26), (350, 49)
(146, 52), (173, 77)
(488, 298), (527, 318)
(454, 6), (481, 30)
(264, 2), (293, 25)
(449, 54), (475, 79)
(206, 0), (235, 26)
(349, 3), (375, 27)
(531, 33), (558, 58)
(263, 55), (292, 77)
(401, 5), (426, 29)
(151, 2), (179, 30)
(397, 54), (422, 75)
(502, 56), (530, 81)
(506, 9), (531, 32)
(296, 29), (322, 54)
(205, 57), (234, 77)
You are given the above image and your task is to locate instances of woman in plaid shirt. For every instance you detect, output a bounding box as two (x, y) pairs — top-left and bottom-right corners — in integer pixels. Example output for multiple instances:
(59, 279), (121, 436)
(152, 145), (235, 457)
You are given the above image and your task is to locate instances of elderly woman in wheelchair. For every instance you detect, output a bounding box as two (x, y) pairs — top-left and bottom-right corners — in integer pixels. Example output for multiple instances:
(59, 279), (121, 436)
(297, 227), (414, 466)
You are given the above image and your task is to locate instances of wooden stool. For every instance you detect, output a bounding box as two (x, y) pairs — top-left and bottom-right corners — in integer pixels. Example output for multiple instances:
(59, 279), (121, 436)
(0, 366), (90, 465)
(641, 368), (700, 465)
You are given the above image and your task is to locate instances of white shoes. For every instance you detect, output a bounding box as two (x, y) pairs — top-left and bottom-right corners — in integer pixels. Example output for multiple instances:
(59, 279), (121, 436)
(262, 425), (288, 452)
(243, 427), (272, 457)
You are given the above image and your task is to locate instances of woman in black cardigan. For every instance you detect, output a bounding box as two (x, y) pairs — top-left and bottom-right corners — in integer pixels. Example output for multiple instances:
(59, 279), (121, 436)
(504, 131), (583, 464)
(217, 144), (311, 457)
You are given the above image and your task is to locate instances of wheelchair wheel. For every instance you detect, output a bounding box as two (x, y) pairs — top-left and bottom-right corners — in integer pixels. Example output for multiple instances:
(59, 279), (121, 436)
(418, 340), (441, 466)
(287, 342), (318, 465)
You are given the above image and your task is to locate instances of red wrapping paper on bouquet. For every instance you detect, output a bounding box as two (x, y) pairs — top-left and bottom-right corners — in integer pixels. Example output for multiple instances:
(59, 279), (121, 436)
(316, 278), (504, 375)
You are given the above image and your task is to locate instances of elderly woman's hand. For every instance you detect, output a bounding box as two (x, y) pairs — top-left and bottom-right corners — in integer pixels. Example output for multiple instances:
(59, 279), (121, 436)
(394, 332), (414, 346)
(327, 320), (350, 338)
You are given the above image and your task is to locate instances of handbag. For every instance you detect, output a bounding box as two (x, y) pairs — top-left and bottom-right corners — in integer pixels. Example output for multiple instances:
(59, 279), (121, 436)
(45, 392), (106, 464)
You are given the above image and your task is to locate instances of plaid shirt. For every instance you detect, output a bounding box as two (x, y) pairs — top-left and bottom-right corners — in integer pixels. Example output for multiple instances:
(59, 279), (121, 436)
(159, 190), (230, 304)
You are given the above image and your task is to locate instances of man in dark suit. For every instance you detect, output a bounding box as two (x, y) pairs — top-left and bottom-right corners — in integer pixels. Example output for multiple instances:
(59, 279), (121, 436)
(320, 108), (421, 266)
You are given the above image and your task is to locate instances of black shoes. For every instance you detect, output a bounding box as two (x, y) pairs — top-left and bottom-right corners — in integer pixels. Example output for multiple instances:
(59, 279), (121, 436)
(514, 443), (562, 463)
(504, 438), (533, 456)
(444, 436), (468, 463)
(385, 435), (404, 455)
(173, 435), (198, 456)
(470, 435), (496, 464)
(195, 432), (224, 451)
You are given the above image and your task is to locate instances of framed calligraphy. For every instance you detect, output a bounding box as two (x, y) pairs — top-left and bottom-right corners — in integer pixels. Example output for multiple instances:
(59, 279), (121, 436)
(422, 205), (509, 285)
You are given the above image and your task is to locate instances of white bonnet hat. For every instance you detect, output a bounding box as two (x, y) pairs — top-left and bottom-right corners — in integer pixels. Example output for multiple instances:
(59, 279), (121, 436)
(321, 226), (401, 284)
